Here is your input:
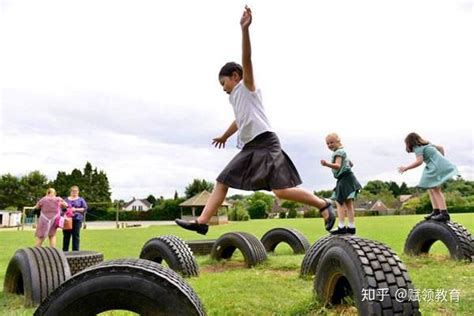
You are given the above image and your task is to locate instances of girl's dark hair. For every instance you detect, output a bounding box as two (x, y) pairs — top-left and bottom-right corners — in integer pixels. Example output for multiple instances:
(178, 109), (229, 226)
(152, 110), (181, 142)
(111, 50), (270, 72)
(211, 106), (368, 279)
(404, 132), (430, 152)
(218, 62), (243, 79)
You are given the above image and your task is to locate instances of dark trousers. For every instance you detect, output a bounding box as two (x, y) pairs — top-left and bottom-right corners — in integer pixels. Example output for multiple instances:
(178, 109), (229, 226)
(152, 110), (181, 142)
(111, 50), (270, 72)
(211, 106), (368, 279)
(63, 219), (82, 251)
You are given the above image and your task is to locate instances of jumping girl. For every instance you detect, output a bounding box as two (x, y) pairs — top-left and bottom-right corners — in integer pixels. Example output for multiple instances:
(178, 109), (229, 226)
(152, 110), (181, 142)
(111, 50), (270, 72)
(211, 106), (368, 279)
(175, 6), (335, 235)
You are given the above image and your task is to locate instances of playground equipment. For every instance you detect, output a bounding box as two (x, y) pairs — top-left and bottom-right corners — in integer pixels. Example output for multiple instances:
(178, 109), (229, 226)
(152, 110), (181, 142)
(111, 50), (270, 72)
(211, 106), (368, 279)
(313, 235), (421, 315)
(140, 235), (199, 277)
(64, 251), (104, 275)
(34, 259), (205, 316)
(260, 227), (310, 254)
(211, 232), (267, 267)
(404, 220), (474, 261)
(3, 247), (71, 307)
(185, 239), (216, 256)
(300, 234), (337, 277)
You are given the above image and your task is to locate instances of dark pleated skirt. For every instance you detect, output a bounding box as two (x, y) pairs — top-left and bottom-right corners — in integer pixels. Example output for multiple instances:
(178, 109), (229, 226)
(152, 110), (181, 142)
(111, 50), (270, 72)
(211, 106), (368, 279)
(217, 132), (302, 191)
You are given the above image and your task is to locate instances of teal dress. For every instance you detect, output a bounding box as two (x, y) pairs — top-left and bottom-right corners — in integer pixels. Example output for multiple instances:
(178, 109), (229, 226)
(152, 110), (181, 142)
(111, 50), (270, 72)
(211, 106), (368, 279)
(414, 145), (458, 189)
(330, 148), (361, 203)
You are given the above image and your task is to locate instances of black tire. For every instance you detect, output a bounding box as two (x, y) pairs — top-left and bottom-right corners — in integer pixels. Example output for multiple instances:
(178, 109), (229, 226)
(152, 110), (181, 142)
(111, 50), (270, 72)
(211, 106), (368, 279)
(404, 220), (474, 261)
(315, 236), (420, 315)
(3, 247), (71, 307)
(34, 258), (205, 316)
(140, 235), (199, 277)
(261, 227), (310, 254)
(300, 235), (337, 277)
(211, 232), (267, 267)
(64, 251), (104, 275)
(185, 239), (216, 256)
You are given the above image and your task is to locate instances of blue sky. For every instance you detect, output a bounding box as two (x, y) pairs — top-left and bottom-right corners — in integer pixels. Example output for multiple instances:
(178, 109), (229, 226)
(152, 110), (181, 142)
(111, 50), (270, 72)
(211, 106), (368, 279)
(1, 0), (473, 200)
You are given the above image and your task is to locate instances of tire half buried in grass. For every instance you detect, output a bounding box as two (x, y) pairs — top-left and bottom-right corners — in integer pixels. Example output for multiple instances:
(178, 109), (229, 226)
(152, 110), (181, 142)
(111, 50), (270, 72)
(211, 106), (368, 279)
(34, 258), (205, 316)
(211, 232), (267, 267)
(64, 251), (104, 275)
(140, 235), (199, 277)
(404, 220), (473, 261)
(261, 227), (310, 254)
(3, 247), (71, 307)
(300, 234), (337, 277)
(314, 236), (420, 315)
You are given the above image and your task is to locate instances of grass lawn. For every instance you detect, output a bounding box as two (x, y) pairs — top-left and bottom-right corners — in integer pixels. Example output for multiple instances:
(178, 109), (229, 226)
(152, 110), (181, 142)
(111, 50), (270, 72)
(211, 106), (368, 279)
(0, 214), (473, 315)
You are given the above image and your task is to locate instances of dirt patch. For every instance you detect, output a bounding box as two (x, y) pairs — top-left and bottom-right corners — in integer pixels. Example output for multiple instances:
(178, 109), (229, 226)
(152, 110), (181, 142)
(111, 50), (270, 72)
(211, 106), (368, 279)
(201, 261), (248, 273)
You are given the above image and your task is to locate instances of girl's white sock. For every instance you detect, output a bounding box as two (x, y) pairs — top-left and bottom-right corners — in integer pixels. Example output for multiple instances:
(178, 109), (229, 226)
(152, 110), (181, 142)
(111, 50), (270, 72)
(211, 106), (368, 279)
(338, 221), (345, 228)
(348, 222), (355, 228)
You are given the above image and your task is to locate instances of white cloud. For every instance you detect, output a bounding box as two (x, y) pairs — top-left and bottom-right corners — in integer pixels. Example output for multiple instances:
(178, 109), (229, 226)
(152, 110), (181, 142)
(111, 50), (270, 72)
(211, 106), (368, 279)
(1, 0), (473, 199)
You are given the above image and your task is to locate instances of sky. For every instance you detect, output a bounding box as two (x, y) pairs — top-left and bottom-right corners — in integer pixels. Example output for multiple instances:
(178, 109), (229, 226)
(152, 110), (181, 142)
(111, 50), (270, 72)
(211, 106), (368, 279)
(1, 0), (473, 201)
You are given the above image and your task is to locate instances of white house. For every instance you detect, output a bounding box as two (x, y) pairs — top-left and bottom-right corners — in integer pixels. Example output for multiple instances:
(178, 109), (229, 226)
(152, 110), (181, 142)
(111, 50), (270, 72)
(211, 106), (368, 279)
(122, 198), (152, 212)
(0, 211), (22, 227)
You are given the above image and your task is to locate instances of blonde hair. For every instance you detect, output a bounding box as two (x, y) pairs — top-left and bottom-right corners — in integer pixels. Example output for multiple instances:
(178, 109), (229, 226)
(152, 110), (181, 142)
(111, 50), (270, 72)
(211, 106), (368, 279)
(46, 188), (56, 196)
(326, 133), (340, 142)
(70, 185), (79, 192)
(326, 133), (342, 147)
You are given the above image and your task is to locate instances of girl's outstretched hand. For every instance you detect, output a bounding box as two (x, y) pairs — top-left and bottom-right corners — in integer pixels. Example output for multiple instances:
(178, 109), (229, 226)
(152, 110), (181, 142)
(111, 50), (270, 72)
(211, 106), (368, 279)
(320, 160), (328, 167)
(240, 5), (252, 29)
(212, 136), (227, 149)
(398, 166), (407, 173)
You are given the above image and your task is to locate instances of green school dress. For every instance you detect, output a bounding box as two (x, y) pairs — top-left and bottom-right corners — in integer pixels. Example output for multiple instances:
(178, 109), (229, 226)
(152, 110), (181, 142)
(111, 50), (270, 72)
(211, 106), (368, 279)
(414, 144), (458, 189)
(330, 148), (361, 203)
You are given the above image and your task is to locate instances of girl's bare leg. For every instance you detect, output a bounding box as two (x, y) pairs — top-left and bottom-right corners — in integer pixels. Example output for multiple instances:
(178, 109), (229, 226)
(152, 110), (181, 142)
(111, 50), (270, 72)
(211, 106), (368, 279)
(336, 201), (346, 227)
(432, 187), (447, 210)
(272, 187), (330, 219)
(345, 199), (355, 226)
(197, 181), (229, 224)
(427, 189), (439, 209)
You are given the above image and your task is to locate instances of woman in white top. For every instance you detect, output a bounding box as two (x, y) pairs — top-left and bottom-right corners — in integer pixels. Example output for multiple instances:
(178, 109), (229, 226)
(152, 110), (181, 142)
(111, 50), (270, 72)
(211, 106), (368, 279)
(176, 6), (335, 234)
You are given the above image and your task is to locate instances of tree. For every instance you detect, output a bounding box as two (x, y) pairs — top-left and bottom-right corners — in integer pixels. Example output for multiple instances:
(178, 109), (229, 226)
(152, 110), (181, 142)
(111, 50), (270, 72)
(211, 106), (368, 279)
(146, 194), (157, 206)
(386, 181), (400, 196)
(174, 190), (179, 200)
(20, 171), (50, 207)
(0, 174), (23, 209)
(247, 192), (274, 213)
(314, 190), (333, 198)
(247, 200), (267, 219)
(364, 180), (390, 195)
(399, 182), (410, 195)
(184, 179), (214, 198)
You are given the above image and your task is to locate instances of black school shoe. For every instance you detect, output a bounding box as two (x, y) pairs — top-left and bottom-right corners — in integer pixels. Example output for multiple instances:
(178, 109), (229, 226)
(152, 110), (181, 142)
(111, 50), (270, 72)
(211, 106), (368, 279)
(425, 209), (440, 220)
(175, 219), (209, 235)
(347, 227), (356, 235)
(321, 199), (336, 231)
(431, 210), (450, 222)
(330, 226), (347, 235)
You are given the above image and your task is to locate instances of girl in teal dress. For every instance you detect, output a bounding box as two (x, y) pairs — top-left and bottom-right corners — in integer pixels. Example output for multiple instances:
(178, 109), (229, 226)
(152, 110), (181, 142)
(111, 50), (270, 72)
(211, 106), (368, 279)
(398, 132), (458, 221)
(321, 133), (361, 234)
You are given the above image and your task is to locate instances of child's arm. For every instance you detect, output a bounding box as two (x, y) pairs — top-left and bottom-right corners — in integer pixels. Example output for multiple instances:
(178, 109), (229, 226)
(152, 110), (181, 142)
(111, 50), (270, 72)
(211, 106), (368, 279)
(240, 6), (255, 92)
(321, 157), (342, 170)
(398, 155), (424, 173)
(435, 145), (445, 156)
(212, 121), (238, 148)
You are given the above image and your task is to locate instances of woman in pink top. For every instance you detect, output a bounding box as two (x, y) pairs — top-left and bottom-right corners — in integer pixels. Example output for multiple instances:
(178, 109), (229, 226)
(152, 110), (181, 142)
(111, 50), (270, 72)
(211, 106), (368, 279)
(34, 188), (67, 247)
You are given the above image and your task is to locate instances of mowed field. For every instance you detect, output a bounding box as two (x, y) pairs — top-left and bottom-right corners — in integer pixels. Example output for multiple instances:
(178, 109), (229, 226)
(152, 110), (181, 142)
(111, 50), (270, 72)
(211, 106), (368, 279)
(0, 214), (473, 316)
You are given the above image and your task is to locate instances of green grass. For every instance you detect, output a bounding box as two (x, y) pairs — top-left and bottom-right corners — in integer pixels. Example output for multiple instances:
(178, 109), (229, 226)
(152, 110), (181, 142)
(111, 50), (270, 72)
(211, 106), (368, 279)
(0, 214), (473, 315)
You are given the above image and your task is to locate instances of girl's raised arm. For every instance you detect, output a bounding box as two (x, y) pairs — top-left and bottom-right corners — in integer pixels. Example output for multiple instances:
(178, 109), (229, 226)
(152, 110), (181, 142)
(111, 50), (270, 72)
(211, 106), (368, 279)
(240, 6), (255, 92)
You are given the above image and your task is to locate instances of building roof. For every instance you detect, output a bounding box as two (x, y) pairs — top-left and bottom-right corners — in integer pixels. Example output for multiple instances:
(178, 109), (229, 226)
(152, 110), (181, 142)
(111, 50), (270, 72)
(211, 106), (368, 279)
(399, 195), (413, 203)
(179, 191), (231, 207)
(123, 198), (152, 209)
(370, 199), (388, 211)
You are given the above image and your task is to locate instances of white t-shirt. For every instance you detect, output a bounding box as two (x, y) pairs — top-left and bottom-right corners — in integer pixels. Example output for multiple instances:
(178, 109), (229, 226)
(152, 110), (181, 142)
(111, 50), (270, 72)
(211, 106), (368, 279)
(229, 81), (273, 149)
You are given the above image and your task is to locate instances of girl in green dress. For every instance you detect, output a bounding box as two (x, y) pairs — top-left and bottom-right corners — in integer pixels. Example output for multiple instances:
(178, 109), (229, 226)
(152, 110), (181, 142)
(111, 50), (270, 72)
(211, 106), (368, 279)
(398, 132), (458, 221)
(321, 133), (361, 234)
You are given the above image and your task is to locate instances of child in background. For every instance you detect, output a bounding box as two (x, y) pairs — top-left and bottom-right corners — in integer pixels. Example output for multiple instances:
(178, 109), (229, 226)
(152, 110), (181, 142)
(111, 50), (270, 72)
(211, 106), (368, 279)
(175, 6), (335, 235)
(398, 132), (458, 221)
(321, 133), (361, 234)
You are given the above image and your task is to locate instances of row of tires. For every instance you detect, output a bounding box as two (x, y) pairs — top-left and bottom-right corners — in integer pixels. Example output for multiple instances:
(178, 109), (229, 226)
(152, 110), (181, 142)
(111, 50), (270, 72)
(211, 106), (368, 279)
(3, 219), (472, 315)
